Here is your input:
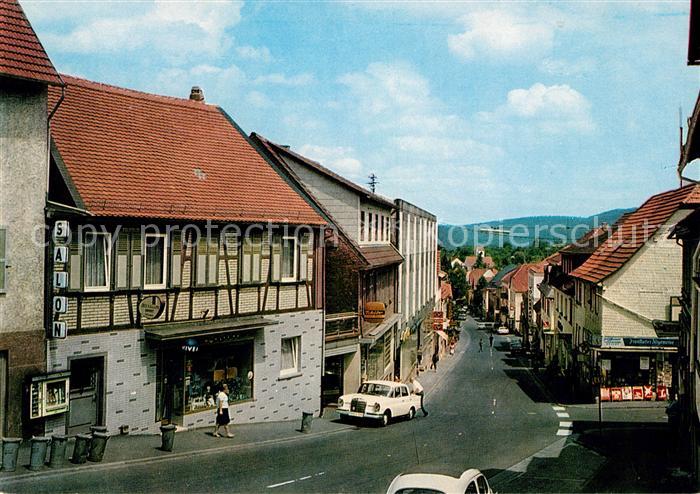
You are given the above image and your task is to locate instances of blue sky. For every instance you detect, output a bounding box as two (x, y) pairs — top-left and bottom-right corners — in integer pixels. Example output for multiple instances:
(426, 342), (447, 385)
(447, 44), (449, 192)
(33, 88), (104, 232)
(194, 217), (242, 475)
(24, 0), (699, 224)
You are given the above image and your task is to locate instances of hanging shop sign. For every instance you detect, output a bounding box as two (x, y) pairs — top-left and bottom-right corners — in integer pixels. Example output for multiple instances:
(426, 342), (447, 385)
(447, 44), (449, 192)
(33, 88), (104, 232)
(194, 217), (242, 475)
(139, 295), (165, 320)
(28, 371), (70, 420)
(181, 338), (199, 352)
(52, 321), (67, 339)
(53, 246), (68, 264)
(364, 302), (386, 323)
(53, 272), (68, 289)
(52, 221), (70, 242)
(53, 296), (67, 314)
(601, 336), (678, 350)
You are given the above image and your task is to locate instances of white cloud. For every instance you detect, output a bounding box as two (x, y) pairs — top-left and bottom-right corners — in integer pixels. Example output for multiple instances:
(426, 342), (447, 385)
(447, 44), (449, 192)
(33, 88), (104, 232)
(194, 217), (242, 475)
(448, 10), (555, 61)
(539, 58), (596, 77)
(151, 63), (245, 101)
(298, 144), (363, 177)
(254, 73), (315, 86)
(246, 90), (271, 108)
(482, 83), (594, 134)
(39, 0), (243, 60)
(236, 45), (273, 63)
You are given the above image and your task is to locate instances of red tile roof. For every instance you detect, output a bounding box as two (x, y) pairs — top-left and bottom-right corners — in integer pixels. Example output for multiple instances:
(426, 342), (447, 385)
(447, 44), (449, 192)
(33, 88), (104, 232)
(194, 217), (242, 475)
(571, 185), (700, 283)
(48, 76), (323, 224)
(0, 0), (62, 86)
(468, 268), (487, 288)
(509, 264), (537, 293)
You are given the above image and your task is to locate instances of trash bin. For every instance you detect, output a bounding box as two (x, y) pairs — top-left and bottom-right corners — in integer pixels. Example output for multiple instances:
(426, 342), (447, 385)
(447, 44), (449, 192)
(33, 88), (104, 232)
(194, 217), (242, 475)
(71, 434), (91, 464)
(48, 435), (68, 468)
(88, 432), (110, 462)
(90, 425), (108, 434)
(1, 438), (22, 472)
(29, 436), (51, 471)
(160, 424), (177, 452)
(300, 411), (314, 433)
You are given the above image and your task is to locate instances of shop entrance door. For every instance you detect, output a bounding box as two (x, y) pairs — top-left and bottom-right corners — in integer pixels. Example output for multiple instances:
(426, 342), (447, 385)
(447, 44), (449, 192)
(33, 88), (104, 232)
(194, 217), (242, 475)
(67, 357), (104, 435)
(321, 356), (344, 408)
(0, 351), (7, 436)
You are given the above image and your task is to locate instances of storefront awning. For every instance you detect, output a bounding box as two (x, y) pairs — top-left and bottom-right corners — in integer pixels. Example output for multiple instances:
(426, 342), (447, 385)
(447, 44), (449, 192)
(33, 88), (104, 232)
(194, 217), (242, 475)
(144, 316), (278, 342)
(359, 313), (401, 345)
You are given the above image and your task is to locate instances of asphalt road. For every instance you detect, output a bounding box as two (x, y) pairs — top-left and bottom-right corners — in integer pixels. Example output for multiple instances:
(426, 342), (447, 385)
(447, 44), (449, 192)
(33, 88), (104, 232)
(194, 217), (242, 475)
(8, 318), (562, 493)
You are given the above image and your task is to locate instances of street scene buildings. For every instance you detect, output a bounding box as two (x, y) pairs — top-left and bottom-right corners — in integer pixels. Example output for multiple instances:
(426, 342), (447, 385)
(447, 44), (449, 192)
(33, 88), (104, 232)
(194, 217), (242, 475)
(1, 0), (700, 492)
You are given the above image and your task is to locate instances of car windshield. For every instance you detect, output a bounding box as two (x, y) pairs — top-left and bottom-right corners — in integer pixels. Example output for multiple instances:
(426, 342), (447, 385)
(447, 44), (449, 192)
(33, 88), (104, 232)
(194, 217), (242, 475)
(395, 490), (445, 494)
(358, 383), (391, 396)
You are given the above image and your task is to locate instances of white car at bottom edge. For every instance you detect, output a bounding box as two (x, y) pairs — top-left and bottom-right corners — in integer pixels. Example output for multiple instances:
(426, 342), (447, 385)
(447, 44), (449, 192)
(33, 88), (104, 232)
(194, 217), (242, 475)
(337, 380), (421, 426)
(386, 469), (492, 494)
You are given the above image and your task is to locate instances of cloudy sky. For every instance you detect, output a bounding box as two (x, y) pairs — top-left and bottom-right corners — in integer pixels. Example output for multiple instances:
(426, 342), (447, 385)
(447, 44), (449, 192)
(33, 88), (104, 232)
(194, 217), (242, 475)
(25, 0), (699, 224)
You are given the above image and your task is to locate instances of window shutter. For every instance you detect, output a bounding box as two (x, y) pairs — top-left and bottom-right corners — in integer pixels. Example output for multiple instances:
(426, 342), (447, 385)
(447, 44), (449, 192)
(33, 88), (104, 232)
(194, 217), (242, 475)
(271, 235), (281, 282)
(116, 233), (129, 289)
(69, 240), (81, 290)
(196, 238), (207, 286)
(131, 234), (142, 288)
(171, 232), (182, 287)
(207, 239), (218, 285)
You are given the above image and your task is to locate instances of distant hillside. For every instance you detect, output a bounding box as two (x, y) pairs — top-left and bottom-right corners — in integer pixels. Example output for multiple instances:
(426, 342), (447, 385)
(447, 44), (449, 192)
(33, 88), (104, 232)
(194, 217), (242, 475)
(438, 208), (633, 250)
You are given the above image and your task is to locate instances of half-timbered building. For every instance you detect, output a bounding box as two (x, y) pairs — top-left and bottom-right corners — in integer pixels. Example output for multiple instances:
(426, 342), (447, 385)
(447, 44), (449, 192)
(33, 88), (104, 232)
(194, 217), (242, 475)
(44, 77), (326, 435)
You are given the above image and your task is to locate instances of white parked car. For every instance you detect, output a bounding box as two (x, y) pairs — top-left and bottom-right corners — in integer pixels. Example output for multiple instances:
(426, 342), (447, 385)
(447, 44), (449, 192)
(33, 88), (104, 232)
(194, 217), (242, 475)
(387, 469), (492, 494)
(337, 380), (420, 426)
(496, 326), (509, 335)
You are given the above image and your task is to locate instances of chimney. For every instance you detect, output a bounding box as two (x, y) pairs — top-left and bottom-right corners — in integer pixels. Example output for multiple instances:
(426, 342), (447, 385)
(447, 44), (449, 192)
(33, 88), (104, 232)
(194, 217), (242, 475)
(189, 86), (205, 102)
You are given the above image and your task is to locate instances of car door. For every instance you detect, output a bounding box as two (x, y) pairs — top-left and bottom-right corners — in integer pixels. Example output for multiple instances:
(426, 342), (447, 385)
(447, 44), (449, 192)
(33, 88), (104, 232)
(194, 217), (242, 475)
(399, 385), (410, 415)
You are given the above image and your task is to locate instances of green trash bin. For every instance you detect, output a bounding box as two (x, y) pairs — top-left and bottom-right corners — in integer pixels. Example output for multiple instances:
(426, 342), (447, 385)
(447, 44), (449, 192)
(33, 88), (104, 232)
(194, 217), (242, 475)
(1, 438), (22, 472)
(160, 424), (176, 452)
(88, 432), (110, 462)
(71, 434), (91, 464)
(49, 435), (68, 468)
(29, 436), (51, 471)
(300, 411), (313, 433)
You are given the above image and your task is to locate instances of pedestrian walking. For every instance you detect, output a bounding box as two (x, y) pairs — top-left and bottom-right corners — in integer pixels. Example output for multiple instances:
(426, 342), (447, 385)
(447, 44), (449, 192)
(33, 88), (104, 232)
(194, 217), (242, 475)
(489, 334), (494, 348)
(430, 352), (439, 371)
(479, 338), (483, 352)
(412, 378), (428, 416)
(213, 383), (234, 438)
(449, 340), (456, 356)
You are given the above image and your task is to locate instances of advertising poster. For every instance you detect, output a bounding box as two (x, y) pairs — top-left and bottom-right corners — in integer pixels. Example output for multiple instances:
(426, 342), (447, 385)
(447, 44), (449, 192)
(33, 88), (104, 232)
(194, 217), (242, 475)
(640, 356), (650, 370)
(600, 387), (610, 401)
(632, 386), (644, 400)
(621, 387), (633, 401)
(657, 385), (668, 401)
(643, 385), (654, 400)
(611, 388), (623, 401)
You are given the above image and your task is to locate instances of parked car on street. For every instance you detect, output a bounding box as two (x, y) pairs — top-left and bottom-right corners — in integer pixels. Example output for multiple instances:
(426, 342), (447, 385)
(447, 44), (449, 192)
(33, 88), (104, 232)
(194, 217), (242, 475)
(496, 326), (509, 335)
(337, 380), (420, 426)
(509, 339), (524, 355)
(386, 468), (492, 494)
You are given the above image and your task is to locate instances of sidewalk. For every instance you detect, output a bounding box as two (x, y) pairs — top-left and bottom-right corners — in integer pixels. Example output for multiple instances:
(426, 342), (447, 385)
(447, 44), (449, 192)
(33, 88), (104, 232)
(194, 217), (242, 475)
(1, 411), (353, 483)
(2, 332), (465, 483)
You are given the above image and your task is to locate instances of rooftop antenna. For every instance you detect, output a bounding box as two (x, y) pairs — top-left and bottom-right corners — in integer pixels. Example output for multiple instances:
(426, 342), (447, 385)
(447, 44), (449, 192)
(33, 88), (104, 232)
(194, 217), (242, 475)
(368, 173), (378, 193)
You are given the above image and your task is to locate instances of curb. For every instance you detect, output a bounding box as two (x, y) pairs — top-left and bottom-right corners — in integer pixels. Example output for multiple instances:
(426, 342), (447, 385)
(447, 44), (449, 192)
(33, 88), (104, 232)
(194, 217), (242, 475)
(1, 424), (355, 485)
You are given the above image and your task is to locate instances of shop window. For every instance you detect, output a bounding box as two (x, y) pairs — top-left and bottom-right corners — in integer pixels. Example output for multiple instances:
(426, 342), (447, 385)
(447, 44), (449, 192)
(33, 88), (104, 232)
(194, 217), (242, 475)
(280, 336), (301, 376)
(83, 231), (111, 291)
(241, 233), (262, 283)
(0, 227), (6, 292)
(179, 341), (254, 414)
(144, 233), (167, 289)
(281, 236), (298, 282)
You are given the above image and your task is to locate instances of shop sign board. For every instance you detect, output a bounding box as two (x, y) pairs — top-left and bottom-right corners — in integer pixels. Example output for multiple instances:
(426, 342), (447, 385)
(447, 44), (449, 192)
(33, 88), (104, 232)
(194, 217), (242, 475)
(52, 321), (67, 339)
(53, 271), (68, 289)
(139, 295), (164, 320)
(53, 296), (67, 314)
(53, 246), (68, 264)
(182, 338), (199, 352)
(601, 336), (678, 349)
(364, 302), (386, 323)
(52, 221), (70, 242)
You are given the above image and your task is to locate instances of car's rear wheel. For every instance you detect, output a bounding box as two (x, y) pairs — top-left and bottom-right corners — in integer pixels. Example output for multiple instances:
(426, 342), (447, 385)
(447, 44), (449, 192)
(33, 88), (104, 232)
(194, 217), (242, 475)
(408, 407), (416, 420)
(381, 410), (391, 427)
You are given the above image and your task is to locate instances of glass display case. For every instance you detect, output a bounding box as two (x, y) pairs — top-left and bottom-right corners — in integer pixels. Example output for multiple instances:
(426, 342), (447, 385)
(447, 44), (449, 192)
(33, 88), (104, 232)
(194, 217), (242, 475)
(29, 371), (70, 419)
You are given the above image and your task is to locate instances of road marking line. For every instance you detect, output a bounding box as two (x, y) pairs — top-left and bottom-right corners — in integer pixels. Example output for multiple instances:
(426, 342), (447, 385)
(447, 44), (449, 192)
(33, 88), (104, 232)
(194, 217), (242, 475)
(267, 480), (296, 489)
(556, 429), (573, 436)
(298, 476), (312, 481)
(559, 421), (573, 428)
(552, 406), (566, 411)
(556, 412), (570, 418)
